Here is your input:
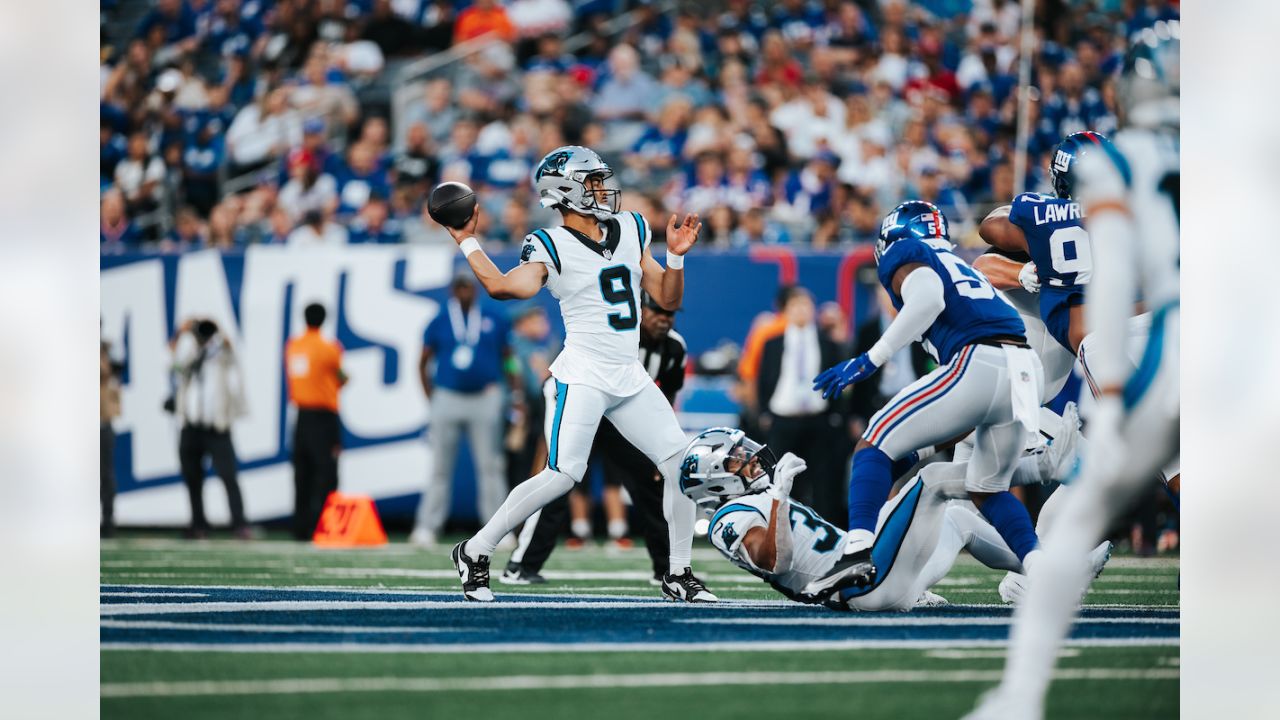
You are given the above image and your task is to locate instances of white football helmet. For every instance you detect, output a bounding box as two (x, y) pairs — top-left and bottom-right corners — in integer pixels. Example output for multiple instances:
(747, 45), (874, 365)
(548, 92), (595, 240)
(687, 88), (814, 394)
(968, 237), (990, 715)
(532, 145), (621, 220)
(679, 427), (777, 518)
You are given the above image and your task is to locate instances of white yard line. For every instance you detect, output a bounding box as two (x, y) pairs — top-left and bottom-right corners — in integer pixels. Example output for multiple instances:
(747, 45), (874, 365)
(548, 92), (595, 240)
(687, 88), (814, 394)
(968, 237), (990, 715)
(100, 667), (1179, 698)
(673, 616), (1178, 627)
(100, 592), (210, 598)
(99, 637), (1179, 655)
(100, 620), (494, 634)
(925, 648), (1082, 659)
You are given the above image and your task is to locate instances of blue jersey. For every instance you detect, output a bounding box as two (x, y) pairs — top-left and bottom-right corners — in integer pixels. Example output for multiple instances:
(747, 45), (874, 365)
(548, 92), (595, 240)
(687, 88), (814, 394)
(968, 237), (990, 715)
(1009, 192), (1092, 350)
(877, 238), (1026, 364)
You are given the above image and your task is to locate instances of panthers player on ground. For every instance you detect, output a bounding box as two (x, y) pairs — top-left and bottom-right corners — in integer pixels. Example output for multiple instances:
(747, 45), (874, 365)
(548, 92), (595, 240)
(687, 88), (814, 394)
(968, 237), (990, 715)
(446, 145), (715, 603)
(805, 201), (1046, 598)
(681, 428), (1110, 611)
(967, 21), (1181, 720)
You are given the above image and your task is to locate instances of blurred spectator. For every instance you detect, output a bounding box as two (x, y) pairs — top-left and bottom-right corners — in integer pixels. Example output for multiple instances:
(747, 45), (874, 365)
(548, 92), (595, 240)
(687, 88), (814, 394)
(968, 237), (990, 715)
(115, 132), (166, 218)
(731, 206), (792, 246)
(290, 51), (361, 136)
(101, 120), (128, 187)
(261, 207), (296, 244)
(403, 78), (458, 148)
(334, 142), (392, 216)
(279, 148), (338, 222)
(756, 287), (848, 520)
(411, 273), (517, 548)
(182, 118), (225, 216)
(165, 206), (208, 252)
(226, 88), (302, 172)
(101, 339), (122, 538)
(453, 0), (517, 44)
(394, 121), (440, 190)
(288, 209), (349, 246)
(770, 74), (844, 161)
(347, 195), (403, 244)
(593, 44), (660, 125)
(626, 98), (689, 187)
(101, 189), (141, 251)
(913, 164), (974, 237)
(362, 0), (420, 57)
(169, 318), (250, 539)
(285, 302), (348, 540)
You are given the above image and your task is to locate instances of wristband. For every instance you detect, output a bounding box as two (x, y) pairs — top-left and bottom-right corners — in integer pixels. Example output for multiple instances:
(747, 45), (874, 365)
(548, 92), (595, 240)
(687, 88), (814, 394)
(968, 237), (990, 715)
(666, 248), (684, 269)
(458, 236), (481, 257)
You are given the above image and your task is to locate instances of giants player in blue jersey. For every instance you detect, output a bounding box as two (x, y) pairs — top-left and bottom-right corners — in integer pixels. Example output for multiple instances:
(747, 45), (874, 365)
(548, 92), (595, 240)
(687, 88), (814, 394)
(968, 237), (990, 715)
(804, 201), (1047, 597)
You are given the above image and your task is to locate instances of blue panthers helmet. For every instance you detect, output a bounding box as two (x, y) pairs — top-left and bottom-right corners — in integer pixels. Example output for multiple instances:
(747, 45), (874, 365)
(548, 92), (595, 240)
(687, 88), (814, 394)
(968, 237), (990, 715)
(876, 200), (949, 263)
(1049, 131), (1116, 200)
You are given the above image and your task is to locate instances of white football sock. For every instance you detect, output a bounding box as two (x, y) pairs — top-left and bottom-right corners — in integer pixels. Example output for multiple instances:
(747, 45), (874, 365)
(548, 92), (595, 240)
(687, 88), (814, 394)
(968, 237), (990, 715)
(467, 468), (574, 558)
(659, 452), (694, 571)
(607, 519), (628, 539)
(570, 519), (591, 539)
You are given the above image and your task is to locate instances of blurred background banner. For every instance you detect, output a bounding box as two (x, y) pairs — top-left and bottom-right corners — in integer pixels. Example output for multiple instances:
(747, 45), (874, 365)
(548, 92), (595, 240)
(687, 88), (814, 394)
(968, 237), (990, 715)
(101, 245), (880, 525)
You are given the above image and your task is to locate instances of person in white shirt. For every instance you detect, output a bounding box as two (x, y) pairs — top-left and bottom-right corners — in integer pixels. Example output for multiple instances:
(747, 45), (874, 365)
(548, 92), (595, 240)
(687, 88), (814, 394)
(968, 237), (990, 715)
(287, 209), (349, 246)
(169, 318), (250, 539)
(226, 88), (302, 170)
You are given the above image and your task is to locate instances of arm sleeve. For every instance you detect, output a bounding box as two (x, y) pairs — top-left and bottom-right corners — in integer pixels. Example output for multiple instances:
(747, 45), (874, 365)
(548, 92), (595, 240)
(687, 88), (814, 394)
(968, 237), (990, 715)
(1076, 153), (1138, 390)
(867, 267), (946, 366)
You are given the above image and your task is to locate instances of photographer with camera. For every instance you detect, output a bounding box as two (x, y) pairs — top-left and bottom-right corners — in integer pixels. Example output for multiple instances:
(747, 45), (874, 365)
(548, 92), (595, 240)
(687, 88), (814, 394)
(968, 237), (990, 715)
(168, 317), (250, 539)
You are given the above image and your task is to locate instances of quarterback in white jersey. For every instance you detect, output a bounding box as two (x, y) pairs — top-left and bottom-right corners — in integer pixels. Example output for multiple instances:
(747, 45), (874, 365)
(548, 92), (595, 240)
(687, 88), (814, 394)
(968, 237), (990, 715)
(968, 21), (1180, 720)
(447, 145), (715, 603)
(681, 428), (1107, 612)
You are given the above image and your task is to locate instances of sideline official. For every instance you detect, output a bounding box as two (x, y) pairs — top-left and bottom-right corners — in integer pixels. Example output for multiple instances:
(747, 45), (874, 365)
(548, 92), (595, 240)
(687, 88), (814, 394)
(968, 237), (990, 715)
(285, 303), (347, 540)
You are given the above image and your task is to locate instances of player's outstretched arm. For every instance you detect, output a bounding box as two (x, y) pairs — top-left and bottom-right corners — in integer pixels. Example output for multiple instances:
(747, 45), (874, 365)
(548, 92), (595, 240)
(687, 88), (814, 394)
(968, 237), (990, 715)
(979, 205), (1029, 254)
(641, 213), (701, 310)
(740, 453), (806, 573)
(973, 252), (1039, 293)
(447, 208), (548, 300)
(814, 263), (944, 398)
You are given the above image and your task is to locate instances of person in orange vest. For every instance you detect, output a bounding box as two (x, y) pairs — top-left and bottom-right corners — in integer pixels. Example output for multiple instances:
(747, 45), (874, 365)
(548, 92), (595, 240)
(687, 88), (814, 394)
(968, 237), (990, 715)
(285, 302), (348, 540)
(453, 0), (516, 44)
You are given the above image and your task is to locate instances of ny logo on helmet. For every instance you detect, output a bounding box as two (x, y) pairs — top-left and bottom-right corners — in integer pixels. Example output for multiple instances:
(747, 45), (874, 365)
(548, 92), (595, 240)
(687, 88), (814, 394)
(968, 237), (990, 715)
(1053, 149), (1073, 173)
(536, 151), (572, 182)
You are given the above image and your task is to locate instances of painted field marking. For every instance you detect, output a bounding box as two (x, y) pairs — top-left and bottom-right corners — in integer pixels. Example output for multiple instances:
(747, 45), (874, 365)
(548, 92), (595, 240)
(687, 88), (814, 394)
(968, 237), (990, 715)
(99, 637), (1179, 654)
(100, 620), (496, 634)
(673, 616), (1178, 627)
(925, 648), (1081, 660)
(100, 592), (209, 598)
(100, 667), (1179, 699)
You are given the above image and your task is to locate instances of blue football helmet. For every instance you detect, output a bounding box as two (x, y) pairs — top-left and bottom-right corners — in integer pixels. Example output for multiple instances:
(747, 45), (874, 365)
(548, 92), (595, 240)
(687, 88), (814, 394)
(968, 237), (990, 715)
(876, 200), (950, 263)
(1049, 131), (1116, 200)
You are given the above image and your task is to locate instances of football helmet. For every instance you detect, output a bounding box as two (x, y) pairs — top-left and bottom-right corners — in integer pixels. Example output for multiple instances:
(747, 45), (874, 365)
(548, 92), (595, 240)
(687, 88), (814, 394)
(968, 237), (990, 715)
(1049, 131), (1117, 200)
(876, 200), (950, 263)
(679, 428), (777, 518)
(533, 145), (621, 220)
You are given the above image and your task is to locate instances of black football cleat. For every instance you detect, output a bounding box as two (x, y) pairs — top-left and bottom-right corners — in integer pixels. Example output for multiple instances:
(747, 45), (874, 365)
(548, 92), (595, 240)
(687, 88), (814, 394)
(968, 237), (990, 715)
(451, 540), (495, 602)
(661, 567), (718, 603)
(803, 547), (877, 597)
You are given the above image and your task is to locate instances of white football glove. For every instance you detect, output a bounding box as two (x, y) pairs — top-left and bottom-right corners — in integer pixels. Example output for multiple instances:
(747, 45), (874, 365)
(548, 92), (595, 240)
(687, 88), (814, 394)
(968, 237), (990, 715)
(1018, 261), (1041, 293)
(768, 452), (807, 500)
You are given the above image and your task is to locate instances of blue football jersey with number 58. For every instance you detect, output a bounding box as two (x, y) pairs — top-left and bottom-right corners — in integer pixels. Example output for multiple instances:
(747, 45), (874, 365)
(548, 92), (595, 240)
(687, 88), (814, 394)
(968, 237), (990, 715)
(1009, 192), (1091, 351)
(876, 238), (1026, 364)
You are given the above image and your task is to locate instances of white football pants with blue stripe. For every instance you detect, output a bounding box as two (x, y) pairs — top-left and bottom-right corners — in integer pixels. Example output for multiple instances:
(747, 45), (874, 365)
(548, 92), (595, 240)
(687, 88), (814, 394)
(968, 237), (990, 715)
(998, 305), (1179, 708)
(543, 378), (696, 568)
(864, 344), (1044, 494)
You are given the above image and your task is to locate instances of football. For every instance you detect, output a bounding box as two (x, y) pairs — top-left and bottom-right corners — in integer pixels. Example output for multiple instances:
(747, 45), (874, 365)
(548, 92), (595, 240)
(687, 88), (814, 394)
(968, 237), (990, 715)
(427, 181), (477, 229)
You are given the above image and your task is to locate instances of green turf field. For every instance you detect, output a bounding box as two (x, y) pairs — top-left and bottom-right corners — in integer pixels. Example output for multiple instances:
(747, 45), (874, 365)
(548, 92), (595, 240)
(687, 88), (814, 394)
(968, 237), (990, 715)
(101, 535), (1178, 719)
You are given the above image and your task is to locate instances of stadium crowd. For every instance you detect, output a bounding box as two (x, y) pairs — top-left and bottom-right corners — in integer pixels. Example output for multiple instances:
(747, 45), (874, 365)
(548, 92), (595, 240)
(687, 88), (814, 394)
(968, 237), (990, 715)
(100, 0), (1179, 253)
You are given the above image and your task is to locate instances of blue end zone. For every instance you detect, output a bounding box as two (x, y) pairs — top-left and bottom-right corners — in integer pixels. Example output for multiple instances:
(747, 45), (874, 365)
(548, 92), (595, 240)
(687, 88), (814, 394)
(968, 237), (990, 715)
(101, 586), (1179, 651)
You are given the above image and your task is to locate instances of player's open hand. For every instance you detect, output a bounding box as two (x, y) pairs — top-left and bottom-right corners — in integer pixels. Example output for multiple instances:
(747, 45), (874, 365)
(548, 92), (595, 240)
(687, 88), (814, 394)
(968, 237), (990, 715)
(813, 354), (880, 399)
(666, 213), (701, 257)
(447, 206), (481, 244)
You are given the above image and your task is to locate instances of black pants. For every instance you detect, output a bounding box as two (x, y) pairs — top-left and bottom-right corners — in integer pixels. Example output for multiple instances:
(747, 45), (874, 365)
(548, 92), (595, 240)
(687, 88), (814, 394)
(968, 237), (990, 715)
(514, 420), (670, 576)
(292, 408), (342, 540)
(767, 412), (850, 522)
(179, 425), (246, 531)
(101, 423), (116, 533)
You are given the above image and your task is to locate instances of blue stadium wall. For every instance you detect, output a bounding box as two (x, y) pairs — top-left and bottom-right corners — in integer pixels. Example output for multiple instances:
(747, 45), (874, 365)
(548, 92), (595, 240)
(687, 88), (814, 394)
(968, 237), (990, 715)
(100, 245), (884, 527)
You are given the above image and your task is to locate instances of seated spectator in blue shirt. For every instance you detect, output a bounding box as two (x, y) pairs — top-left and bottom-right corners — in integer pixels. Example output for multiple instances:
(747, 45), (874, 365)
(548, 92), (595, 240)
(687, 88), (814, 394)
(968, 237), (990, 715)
(625, 99), (689, 187)
(722, 144), (773, 213)
(676, 152), (729, 216)
(1041, 60), (1114, 139)
(347, 195), (404, 244)
(776, 150), (838, 221)
(334, 142), (392, 217)
(654, 57), (714, 109)
(183, 117), (225, 216)
(524, 33), (576, 74)
(770, 0), (826, 45)
(592, 44), (661, 123)
(204, 0), (264, 60)
(731, 206), (792, 246)
(136, 0), (197, 46)
(101, 120), (127, 186)
(163, 206), (208, 253)
(912, 164), (974, 237)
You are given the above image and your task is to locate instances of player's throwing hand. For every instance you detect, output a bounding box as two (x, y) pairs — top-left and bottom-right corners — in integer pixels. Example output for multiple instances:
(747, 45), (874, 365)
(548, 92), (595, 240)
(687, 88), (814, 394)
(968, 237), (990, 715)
(666, 213), (701, 256)
(446, 206), (481, 244)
